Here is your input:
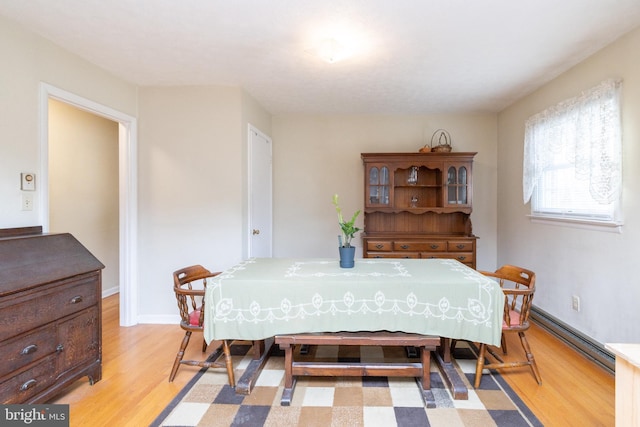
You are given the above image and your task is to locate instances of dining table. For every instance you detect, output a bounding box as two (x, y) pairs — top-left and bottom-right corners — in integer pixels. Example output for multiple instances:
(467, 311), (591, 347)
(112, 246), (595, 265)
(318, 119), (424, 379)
(203, 257), (504, 398)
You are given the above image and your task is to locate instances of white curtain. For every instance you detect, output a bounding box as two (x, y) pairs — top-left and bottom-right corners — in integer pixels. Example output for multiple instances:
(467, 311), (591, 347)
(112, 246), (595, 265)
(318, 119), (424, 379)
(523, 79), (622, 204)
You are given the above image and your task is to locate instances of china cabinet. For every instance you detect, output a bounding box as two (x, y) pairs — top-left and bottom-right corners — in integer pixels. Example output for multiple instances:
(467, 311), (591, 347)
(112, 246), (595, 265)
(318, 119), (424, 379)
(361, 152), (477, 268)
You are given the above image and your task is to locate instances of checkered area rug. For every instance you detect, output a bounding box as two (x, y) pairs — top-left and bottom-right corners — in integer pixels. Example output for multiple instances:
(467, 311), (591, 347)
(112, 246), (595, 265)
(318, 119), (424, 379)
(152, 341), (542, 427)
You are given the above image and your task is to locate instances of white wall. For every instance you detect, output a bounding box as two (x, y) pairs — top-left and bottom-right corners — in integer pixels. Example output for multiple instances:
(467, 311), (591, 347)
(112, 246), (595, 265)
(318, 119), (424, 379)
(0, 15), (137, 228)
(48, 99), (120, 296)
(271, 114), (498, 270)
(136, 86), (271, 321)
(497, 27), (640, 344)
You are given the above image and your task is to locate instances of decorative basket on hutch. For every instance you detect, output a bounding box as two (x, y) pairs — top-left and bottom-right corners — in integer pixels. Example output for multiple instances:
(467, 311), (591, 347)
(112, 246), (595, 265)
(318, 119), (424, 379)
(430, 129), (453, 152)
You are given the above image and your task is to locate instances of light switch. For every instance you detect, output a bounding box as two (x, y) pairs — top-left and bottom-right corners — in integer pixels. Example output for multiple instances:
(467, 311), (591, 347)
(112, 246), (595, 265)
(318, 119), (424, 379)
(21, 173), (35, 191)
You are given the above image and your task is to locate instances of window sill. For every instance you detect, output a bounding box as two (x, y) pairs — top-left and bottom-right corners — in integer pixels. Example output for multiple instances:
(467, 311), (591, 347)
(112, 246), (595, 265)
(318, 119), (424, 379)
(528, 215), (623, 233)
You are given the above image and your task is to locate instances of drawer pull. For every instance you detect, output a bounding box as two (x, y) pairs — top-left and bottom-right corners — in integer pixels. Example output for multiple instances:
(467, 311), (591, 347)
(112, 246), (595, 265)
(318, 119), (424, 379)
(20, 379), (37, 391)
(430, 244), (439, 249)
(375, 244), (384, 249)
(70, 295), (83, 304)
(56, 344), (64, 353)
(20, 344), (38, 355)
(457, 256), (467, 261)
(400, 245), (410, 249)
(456, 244), (465, 249)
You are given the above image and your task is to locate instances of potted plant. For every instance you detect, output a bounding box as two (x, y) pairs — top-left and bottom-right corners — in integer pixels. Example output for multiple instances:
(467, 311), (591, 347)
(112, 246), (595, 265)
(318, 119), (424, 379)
(332, 194), (361, 268)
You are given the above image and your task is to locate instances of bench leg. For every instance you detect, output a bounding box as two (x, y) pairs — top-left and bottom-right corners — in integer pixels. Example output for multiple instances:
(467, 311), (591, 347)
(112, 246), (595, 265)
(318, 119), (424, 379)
(416, 346), (436, 408)
(280, 342), (296, 406)
(280, 377), (297, 406)
(421, 346), (431, 390)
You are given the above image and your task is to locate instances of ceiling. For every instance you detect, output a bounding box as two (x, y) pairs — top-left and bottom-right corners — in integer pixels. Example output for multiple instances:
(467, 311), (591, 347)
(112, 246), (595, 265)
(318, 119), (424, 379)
(2, 0), (640, 115)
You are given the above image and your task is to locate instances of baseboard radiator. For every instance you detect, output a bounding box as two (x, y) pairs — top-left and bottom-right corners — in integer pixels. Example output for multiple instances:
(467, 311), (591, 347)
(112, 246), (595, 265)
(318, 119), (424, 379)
(530, 307), (615, 375)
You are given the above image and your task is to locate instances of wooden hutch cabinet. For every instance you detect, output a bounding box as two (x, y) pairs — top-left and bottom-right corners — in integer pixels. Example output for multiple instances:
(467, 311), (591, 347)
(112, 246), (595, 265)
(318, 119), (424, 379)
(0, 228), (104, 403)
(361, 152), (477, 268)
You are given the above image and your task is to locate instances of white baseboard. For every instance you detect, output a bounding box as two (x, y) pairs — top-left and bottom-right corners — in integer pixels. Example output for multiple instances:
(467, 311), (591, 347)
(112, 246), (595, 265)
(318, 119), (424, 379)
(102, 287), (119, 299)
(100, 290), (179, 325)
(136, 314), (181, 325)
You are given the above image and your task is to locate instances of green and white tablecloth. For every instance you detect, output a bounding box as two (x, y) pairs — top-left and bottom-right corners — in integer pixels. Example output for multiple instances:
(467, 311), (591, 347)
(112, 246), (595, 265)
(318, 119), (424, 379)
(203, 258), (503, 346)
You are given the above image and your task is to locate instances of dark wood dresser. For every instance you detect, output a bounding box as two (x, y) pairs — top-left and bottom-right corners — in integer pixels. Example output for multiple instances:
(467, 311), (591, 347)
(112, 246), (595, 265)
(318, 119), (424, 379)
(0, 227), (104, 403)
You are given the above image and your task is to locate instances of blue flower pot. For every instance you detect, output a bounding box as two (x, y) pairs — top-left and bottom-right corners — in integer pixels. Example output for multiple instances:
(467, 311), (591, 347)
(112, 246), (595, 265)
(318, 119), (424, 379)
(338, 246), (356, 268)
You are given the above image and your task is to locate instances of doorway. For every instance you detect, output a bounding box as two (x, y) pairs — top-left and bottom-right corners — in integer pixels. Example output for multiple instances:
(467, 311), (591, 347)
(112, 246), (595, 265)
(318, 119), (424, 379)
(48, 99), (119, 298)
(39, 83), (138, 326)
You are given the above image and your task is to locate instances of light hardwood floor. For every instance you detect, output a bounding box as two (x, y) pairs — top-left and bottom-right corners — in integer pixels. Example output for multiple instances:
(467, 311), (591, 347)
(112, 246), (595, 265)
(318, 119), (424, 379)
(50, 294), (615, 426)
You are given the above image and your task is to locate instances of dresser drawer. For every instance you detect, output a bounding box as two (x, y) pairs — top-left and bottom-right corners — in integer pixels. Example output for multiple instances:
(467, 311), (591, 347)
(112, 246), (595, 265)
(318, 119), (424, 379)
(394, 252), (420, 259)
(0, 274), (99, 342)
(0, 354), (57, 404)
(450, 253), (473, 263)
(47, 277), (98, 317)
(393, 241), (446, 252)
(367, 241), (392, 251)
(422, 252), (474, 263)
(367, 252), (419, 259)
(421, 253), (447, 259)
(0, 324), (57, 378)
(447, 241), (474, 252)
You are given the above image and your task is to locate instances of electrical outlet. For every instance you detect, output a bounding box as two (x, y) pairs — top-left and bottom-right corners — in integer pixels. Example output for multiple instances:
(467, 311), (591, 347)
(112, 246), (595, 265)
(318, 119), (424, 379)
(22, 194), (33, 211)
(572, 295), (581, 312)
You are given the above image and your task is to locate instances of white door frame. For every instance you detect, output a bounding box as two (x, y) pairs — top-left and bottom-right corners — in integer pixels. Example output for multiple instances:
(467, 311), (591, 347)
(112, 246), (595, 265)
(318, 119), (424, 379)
(39, 83), (138, 327)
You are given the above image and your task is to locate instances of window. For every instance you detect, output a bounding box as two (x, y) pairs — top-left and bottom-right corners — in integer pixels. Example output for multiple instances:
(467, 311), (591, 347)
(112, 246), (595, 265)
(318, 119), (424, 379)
(523, 79), (622, 227)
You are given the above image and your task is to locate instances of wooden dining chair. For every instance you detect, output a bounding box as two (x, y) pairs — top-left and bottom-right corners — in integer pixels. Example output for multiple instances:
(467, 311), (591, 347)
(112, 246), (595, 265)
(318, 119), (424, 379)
(169, 265), (235, 386)
(474, 265), (542, 388)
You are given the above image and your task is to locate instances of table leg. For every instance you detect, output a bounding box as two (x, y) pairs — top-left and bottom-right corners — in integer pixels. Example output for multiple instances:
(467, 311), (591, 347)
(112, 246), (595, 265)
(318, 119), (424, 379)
(439, 337), (452, 363)
(434, 338), (468, 400)
(252, 340), (265, 360)
(235, 337), (274, 395)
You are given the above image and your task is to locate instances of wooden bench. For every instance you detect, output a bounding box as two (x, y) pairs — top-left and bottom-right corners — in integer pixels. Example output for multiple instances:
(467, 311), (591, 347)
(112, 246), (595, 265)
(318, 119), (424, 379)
(275, 332), (440, 408)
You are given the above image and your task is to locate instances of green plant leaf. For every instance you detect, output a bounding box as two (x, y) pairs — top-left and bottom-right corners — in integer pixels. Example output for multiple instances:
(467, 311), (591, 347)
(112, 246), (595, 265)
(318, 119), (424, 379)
(333, 194), (361, 247)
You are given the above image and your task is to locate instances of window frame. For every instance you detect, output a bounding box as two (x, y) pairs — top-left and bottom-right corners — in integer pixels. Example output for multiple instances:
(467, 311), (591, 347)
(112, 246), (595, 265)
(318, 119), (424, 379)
(523, 80), (623, 232)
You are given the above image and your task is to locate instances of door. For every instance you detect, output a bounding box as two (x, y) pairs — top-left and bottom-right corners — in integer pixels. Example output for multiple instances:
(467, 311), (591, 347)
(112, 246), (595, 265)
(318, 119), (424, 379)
(248, 125), (272, 257)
